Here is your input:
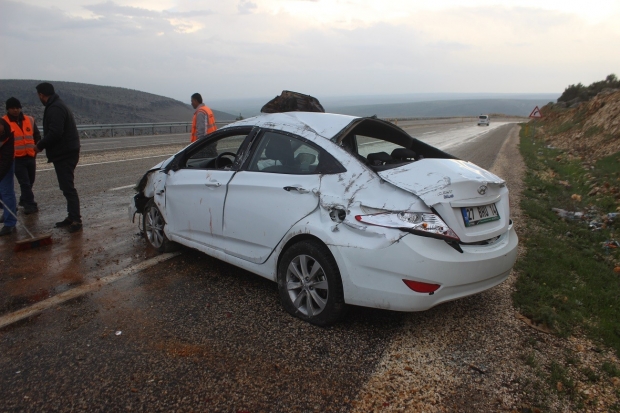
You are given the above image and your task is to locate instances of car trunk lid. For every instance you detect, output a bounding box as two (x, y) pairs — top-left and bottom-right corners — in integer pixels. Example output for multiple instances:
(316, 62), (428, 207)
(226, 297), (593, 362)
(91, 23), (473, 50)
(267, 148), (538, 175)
(377, 159), (510, 242)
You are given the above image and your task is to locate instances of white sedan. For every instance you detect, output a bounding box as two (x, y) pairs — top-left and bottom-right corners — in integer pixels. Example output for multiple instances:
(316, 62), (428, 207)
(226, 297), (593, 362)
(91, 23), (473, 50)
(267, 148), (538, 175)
(130, 112), (518, 326)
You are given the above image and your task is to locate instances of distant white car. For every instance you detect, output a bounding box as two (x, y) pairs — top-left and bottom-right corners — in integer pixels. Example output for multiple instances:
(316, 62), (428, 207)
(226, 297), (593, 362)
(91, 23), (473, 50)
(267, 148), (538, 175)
(478, 115), (490, 126)
(130, 112), (518, 326)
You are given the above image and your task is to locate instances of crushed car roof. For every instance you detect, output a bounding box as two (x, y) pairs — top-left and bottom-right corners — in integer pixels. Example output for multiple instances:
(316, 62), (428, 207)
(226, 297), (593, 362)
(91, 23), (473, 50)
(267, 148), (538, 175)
(223, 112), (360, 141)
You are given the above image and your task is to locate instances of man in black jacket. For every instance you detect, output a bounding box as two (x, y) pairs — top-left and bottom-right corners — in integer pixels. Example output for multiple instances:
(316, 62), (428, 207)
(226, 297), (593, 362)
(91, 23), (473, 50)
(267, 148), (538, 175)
(35, 82), (82, 233)
(0, 117), (17, 235)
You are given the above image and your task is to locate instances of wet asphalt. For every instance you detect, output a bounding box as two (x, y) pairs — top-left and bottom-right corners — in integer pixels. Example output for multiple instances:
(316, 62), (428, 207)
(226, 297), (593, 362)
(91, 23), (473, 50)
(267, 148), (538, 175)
(0, 121), (516, 412)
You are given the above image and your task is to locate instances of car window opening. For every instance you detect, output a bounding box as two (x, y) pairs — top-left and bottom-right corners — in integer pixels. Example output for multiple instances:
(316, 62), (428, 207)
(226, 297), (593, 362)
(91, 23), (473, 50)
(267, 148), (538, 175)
(183, 133), (249, 170)
(336, 118), (457, 172)
(248, 131), (345, 175)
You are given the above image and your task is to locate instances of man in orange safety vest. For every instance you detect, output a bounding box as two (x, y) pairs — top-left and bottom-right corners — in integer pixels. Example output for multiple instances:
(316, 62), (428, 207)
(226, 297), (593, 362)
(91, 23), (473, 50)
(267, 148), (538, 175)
(3, 97), (41, 215)
(190, 93), (217, 143)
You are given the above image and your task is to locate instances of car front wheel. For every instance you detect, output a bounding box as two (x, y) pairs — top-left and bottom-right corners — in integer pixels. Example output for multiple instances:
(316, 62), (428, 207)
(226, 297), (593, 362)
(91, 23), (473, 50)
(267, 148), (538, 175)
(143, 198), (177, 253)
(277, 240), (346, 326)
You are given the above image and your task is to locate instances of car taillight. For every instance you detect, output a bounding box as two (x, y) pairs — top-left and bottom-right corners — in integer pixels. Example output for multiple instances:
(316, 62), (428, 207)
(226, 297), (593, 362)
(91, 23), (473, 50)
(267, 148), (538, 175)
(403, 279), (441, 293)
(355, 212), (460, 242)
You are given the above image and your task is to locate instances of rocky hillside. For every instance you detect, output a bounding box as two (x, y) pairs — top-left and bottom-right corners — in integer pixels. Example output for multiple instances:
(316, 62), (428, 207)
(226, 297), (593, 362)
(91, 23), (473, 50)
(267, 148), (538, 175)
(0, 80), (236, 125)
(535, 88), (620, 161)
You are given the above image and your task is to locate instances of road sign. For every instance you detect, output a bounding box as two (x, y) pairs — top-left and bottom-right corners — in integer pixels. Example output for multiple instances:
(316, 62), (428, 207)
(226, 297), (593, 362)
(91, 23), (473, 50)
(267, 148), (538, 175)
(529, 106), (542, 118)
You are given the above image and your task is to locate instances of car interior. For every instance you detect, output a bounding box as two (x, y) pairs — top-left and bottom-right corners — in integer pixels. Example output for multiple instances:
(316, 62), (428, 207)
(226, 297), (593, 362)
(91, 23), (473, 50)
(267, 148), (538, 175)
(336, 118), (457, 172)
(183, 134), (248, 170)
(179, 117), (458, 174)
(181, 130), (344, 175)
(248, 132), (322, 174)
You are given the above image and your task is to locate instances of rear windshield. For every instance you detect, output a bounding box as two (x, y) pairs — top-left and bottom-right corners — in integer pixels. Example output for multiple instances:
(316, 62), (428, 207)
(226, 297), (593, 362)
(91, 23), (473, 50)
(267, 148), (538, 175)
(479, 115), (488, 120)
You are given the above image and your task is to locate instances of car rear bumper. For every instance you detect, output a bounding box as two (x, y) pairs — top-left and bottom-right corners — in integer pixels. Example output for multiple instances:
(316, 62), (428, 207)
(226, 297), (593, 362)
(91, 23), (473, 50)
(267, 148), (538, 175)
(332, 225), (518, 311)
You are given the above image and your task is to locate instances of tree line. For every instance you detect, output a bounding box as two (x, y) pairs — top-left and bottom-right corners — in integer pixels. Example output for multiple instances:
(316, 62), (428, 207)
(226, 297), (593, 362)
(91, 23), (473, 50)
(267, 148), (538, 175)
(558, 74), (620, 103)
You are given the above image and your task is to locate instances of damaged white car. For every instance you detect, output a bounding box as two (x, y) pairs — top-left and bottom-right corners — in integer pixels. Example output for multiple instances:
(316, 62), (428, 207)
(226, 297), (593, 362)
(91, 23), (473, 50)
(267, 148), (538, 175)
(130, 112), (518, 326)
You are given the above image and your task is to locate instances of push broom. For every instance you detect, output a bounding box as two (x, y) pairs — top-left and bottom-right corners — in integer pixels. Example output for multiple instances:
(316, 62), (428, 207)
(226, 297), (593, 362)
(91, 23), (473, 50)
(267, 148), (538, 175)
(0, 199), (52, 252)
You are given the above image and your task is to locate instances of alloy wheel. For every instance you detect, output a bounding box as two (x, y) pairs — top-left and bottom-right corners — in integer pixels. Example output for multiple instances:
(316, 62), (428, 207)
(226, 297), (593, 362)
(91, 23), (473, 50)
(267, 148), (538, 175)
(145, 206), (165, 248)
(286, 254), (329, 317)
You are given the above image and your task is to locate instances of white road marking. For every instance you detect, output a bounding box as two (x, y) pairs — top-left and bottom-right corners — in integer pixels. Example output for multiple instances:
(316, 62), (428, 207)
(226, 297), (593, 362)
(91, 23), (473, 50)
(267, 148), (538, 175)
(422, 131), (436, 134)
(109, 184), (135, 191)
(38, 153), (174, 172)
(0, 252), (181, 329)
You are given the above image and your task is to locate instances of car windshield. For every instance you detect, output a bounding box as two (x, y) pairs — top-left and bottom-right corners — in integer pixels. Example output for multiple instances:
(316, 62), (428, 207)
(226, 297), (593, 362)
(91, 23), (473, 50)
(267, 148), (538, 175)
(479, 116), (488, 119)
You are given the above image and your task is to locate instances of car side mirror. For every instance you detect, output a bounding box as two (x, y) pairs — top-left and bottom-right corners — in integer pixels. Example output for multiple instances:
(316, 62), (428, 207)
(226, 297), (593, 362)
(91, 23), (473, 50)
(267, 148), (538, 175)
(165, 151), (186, 173)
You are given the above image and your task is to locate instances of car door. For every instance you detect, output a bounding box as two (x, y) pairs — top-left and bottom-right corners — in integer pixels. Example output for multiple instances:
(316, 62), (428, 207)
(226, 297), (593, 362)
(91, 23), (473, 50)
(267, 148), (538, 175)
(222, 130), (342, 263)
(164, 127), (255, 249)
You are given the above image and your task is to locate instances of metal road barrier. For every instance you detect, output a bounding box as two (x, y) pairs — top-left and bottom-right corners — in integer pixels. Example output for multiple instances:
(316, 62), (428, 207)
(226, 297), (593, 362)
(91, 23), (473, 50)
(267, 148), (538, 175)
(41, 121), (234, 138)
(42, 116), (497, 138)
(76, 121), (234, 138)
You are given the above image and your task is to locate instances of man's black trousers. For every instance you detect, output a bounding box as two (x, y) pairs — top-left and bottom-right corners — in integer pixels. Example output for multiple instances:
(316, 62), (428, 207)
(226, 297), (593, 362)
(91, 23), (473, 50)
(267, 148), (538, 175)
(53, 152), (81, 223)
(14, 156), (37, 207)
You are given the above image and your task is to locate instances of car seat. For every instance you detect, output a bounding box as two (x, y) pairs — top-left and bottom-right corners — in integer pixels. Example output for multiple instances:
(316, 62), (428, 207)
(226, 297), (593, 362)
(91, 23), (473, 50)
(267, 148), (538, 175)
(262, 137), (297, 173)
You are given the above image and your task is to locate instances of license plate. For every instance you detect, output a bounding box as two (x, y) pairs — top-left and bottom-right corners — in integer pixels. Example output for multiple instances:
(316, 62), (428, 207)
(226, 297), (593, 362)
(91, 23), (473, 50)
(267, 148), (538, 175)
(461, 204), (500, 227)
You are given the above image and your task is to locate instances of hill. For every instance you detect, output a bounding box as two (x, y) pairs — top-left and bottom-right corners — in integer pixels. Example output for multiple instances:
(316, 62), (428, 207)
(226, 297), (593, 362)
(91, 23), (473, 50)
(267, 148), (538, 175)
(0, 80), (236, 125)
(534, 88), (620, 161)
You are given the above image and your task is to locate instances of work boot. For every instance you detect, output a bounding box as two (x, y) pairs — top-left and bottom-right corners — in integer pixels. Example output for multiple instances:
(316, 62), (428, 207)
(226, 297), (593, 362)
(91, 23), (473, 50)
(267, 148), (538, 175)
(0, 226), (16, 236)
(55, 217), (72, 227)
(68, 221), (83, 233)
(18, 200), (24, 207)
(24, 206), (39, 215)
(0, 214), (4, 223)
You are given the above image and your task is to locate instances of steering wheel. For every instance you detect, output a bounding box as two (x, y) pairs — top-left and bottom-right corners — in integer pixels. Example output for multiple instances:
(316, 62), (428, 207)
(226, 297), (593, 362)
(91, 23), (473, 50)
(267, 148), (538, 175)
(214, 152), (237, 169)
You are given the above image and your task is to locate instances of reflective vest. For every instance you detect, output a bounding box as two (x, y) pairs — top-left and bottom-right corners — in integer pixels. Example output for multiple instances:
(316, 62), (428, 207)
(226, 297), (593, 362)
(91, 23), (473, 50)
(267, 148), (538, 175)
(2, 115), (36, 158)
(190, 105), (217, 143)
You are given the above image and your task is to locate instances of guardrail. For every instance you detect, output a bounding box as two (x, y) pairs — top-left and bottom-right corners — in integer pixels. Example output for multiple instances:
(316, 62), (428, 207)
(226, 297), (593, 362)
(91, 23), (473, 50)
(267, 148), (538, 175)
(65, 117), (457, 137)
(70, 121), (233, 138)
(44, 116), (519, 137)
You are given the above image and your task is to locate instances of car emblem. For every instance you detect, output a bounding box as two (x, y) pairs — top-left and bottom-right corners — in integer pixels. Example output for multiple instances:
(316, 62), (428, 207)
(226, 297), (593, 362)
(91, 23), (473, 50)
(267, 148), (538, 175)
(477, 185), (487, 195)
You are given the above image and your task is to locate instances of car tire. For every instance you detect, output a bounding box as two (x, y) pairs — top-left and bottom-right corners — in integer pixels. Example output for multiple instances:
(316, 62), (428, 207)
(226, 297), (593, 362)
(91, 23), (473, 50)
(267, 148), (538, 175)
(277, 240), (346, 326)
(143, 198), (178, 253)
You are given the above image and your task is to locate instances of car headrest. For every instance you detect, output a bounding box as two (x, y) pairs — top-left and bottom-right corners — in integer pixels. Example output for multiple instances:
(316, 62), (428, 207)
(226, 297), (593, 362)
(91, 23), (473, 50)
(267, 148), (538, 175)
(367, 152), (392, 165)
(391, 148), (418, 160)
(265, 138), (294, 165)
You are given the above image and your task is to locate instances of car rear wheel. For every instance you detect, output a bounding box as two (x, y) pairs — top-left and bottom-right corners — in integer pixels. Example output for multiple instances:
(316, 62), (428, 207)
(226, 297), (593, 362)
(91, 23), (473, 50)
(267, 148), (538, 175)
(143, 198), (177, 253)
(277, 240), (346, 326)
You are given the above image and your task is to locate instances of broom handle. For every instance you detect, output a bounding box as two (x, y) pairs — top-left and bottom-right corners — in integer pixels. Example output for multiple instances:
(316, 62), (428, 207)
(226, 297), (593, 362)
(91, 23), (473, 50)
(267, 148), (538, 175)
(0, 198), (35, 239)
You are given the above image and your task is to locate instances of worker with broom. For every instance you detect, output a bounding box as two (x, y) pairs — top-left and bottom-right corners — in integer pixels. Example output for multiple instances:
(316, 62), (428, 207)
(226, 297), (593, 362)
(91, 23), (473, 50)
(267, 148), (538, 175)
(0, 116), (17, 236)
(3, 97), (41, 215)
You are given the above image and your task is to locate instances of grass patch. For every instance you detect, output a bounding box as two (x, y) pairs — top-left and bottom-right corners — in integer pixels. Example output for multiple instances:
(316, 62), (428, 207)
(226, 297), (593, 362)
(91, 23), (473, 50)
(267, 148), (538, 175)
(550, 361), (575, 393)
(580, 367), (600, 382)
(522, 351), (538, 368)
(552, 120), (579, 135)
(514, 124), (620, 354)
(602, 361), (620, 377)
(584, 125), (603, 138)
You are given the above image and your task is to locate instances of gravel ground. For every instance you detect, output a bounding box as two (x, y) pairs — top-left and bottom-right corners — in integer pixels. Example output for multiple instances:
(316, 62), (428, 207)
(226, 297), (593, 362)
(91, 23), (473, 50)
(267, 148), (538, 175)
(349, 125), (620, 412)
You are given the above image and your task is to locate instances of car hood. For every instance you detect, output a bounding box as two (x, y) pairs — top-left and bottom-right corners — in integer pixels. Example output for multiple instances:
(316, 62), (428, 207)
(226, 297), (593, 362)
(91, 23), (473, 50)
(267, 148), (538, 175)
(377, 159), (505, 207)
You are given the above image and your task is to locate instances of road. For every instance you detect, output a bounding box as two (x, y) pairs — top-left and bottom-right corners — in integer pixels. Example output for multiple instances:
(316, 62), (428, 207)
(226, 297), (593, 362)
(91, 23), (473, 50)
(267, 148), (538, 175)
(0, 119), (520, 412)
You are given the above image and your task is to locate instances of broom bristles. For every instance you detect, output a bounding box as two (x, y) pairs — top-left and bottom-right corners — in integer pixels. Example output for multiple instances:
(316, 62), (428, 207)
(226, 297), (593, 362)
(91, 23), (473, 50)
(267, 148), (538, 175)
(14, 235), (53, 252)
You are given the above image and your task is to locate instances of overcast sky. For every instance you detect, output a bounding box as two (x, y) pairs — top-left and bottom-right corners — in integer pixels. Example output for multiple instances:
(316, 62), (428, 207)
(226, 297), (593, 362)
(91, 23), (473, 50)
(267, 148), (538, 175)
(1, 0), (618, 102)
